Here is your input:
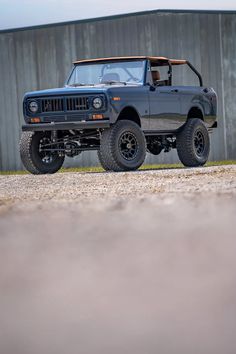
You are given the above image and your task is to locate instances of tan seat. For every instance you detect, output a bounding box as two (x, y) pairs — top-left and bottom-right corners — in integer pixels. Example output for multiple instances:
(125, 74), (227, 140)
(152, 70), (161, 82)
(152, 70), (167, 86)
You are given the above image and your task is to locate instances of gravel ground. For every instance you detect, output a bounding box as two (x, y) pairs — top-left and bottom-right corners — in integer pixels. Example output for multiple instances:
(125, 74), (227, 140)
(0, 165), (235, 204)
(0, 165), (236, 354)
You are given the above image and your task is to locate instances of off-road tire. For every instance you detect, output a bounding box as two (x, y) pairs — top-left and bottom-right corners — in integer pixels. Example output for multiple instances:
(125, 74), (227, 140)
(99, 120), (146, 172)
(97, 149), (111, 171)
(20, 131), (65, 174)
(176, 118), (210, 167)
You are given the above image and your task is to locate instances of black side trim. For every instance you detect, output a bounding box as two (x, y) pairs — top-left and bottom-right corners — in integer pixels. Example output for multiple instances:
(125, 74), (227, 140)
(22, 121), (111, 132)
(144, 130), (177, 136)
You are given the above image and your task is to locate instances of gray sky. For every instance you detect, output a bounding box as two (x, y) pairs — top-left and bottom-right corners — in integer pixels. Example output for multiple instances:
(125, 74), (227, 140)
(0, 0), (235, 30)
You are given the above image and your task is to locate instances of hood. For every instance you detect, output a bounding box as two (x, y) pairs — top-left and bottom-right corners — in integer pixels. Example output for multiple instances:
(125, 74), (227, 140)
(24, 84), (141, 98)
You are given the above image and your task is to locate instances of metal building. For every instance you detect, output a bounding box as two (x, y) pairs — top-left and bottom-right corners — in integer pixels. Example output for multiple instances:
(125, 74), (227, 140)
(0, 9), (235, 171)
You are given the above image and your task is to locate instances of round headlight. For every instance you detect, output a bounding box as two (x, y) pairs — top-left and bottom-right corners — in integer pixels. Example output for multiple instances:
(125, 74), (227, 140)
(28, 100), (39, 113)
(92, 97), (103, 109)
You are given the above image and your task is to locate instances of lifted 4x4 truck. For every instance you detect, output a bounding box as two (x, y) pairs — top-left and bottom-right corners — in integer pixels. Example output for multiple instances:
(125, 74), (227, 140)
(20, 56), (217, 174)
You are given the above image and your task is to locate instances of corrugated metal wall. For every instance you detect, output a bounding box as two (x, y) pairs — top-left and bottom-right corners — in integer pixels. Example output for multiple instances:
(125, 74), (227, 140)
(0, 10), (235, 171)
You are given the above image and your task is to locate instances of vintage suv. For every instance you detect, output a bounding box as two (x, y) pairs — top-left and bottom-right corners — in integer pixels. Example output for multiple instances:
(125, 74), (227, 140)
(20, 56), (217, 173)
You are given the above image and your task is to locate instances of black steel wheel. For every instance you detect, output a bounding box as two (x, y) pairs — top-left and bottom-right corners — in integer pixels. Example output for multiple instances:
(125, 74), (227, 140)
(194, 130), (205, 157)
(176, 118), (210, 167)
(20, 131), (65, 174)
(99, 120), (146, 172)
(118, 131), (138, 161)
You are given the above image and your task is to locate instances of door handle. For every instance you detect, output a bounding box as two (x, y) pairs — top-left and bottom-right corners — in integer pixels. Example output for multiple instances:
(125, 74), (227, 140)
(171, 89), (179, 93)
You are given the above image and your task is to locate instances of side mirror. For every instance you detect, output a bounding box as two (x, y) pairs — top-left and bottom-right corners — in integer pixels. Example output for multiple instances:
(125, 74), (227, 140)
(149, 85), (156, 92)
(145, 83), (156, 91)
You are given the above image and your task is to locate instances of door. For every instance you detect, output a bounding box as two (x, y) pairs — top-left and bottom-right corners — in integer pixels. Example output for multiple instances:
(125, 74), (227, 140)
(148, 86), (182, 131)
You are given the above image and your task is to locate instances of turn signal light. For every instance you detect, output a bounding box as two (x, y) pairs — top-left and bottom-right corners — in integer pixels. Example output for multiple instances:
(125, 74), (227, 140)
(92, 114), (104, 120)
(31, 117), (41, 123)
(112, 97), (121, 101)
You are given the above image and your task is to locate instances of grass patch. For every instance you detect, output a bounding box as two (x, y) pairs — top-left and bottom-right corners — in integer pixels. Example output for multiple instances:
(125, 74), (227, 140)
(206, 160), (236, 166)
(0, 170), (29, 175)
(60, 166), (104, 173)
(135, 160), (236, 171)
(0, 160), (235, 175)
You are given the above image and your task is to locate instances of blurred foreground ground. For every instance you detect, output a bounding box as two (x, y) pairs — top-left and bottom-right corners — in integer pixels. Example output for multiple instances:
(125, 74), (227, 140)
(0, 165), (236, 354)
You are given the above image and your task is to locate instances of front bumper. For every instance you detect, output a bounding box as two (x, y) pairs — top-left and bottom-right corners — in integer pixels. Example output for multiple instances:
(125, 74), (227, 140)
(22, 121), (111, 132)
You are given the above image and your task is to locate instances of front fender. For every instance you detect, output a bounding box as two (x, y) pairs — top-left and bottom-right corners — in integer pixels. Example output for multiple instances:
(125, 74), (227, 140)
(107, 86), (149, 128)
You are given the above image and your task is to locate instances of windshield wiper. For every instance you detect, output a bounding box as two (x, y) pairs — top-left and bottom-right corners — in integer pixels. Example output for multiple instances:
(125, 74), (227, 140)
(102, 80), (127, 85)
(67, 83), (95, 87)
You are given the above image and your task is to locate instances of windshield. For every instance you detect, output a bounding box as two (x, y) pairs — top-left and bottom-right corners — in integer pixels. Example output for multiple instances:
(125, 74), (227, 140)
(67, 60), (146, 86)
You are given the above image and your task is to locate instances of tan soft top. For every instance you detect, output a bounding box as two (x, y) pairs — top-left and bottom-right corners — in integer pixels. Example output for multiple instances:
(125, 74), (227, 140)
(73, 56), (187, 65)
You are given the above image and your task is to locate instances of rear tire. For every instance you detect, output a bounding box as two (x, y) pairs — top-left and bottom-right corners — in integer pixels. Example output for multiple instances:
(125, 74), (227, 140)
(99, 120), (146, 172)
(20, 131), (65, 174)
(176, 118), (210, 167)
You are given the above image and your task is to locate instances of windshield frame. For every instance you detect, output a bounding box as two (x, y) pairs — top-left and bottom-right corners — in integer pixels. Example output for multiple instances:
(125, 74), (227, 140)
(66, 59), (147, 87)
